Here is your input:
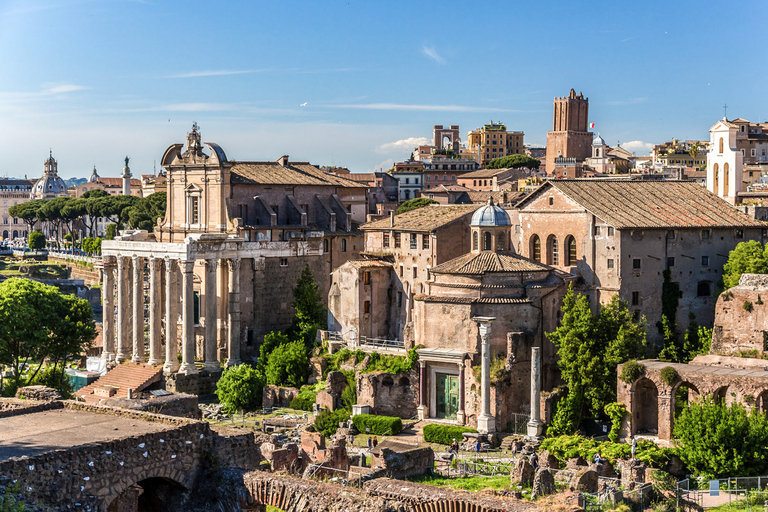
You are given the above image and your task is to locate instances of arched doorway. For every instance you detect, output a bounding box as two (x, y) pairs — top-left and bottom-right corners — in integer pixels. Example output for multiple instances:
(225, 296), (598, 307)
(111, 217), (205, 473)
(2, 230), (7, 240)
(108, 477), (186, 512)
(757, 390), (768, 416)
(633, 378), (659, 434)
(12, 230), (18, 239)
(713, 386), (728, 405)
(673, 381), (700, 417)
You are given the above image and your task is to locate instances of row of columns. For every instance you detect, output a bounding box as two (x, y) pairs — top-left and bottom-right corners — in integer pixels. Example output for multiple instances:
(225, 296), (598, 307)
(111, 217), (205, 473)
(101, 255), (242, 373)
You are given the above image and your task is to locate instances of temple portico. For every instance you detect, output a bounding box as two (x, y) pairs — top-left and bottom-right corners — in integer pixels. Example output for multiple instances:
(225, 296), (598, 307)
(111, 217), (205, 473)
(101, 231), (318, 381)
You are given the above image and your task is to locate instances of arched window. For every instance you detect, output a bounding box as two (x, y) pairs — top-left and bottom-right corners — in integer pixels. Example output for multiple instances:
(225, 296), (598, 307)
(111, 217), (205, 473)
(341, 238), (347, 252)
(323, 239), (329, 252)
(565, 235), (577, 266)
(713, 163), (719, 193)
(724, 163), (730, 196)
(497, 233), (505, 251)
(473, 231), (478, 250)
(530, 234), (541, 262)
(719, 137), (724, 154)
(548, 235), (559, 265)
(483, 231), (492, 251)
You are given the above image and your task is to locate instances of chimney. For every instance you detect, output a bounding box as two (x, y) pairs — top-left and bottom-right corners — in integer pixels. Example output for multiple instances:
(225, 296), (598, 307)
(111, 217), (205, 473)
(389, 210), (394, 227)
(278, 155), (289, 167)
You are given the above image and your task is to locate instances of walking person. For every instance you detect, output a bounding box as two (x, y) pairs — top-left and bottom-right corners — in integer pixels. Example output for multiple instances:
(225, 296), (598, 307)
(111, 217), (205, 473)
(372, 436), (378, 448)
(630, 435), (637, 460)
(367, 436), (373, 451)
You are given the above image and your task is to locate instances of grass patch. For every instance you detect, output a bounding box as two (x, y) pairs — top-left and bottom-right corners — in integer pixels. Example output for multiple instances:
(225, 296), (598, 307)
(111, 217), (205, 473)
(407, 474), (511, 492)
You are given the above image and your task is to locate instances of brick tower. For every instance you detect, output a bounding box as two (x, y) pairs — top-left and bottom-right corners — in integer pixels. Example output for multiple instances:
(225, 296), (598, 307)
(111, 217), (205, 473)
(545, 89), (593, 174)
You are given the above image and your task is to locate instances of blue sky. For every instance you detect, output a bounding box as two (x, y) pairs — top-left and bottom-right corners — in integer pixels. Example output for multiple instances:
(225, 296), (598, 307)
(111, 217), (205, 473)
(1, 0), (766, 179)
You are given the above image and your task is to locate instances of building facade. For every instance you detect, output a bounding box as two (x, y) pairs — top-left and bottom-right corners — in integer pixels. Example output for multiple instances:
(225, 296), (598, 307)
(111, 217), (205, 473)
(545, 89), (593, 173)
(0, 179), (35, 240)
(466, 122), (524, 167)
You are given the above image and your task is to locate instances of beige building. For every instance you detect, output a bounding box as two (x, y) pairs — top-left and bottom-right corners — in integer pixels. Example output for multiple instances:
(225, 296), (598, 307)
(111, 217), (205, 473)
(0, 179), (35, 240)
(466, 122), (524, 166)
(515, 179), (766, 344)
(97, 125), (368, 395)
(74, 167), (143, 197)
(652, 139), (707, 169)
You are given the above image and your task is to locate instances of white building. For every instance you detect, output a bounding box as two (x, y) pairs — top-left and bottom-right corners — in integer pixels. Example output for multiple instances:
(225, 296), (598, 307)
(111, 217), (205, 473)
(707, 118), (743, 204)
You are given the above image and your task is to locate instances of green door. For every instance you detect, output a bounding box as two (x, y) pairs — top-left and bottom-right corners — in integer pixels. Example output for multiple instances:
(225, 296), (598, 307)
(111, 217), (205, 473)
(436, 373), (460, 419)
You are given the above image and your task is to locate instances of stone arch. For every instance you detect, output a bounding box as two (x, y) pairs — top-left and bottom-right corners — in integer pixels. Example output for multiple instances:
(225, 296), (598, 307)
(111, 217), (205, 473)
(530, 234), (541, 262)
(632, 378), (659, 434)
(564, 235), (577, 266)
(672, 381), (700, 435)
(757, 390), (768, 415)
(103, 466), (190, 511)
(483, 231), (492, 251)
(713, 385), (728, 405)
(398, 376), (410, 386)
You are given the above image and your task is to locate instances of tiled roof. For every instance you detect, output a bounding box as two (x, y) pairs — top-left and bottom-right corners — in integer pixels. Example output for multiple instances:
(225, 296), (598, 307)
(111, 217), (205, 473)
(466, 191), (526, 205)
(459, 168), (513, 179)
(519, 180), (765, 229)
(430, 251), (550, 275)
(346, 259), (392, 268)
(415, 295), (532, 304)
(361, 204), (477, 232)
(345, 173), (376, 183)
(231, 161), (366, 187)
(422, 184), (473, 193)
(85, 178), (141, 187)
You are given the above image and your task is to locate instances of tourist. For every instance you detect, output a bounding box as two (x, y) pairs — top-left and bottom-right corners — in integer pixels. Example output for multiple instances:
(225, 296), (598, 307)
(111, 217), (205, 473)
(449, 438), (459, 455)
(367, 437), (372, 451)
(630, 435), (637, 460)
(475, 439), (481, 454)
(372, 436), (378, 448)
(593, 450), (603, 465)
(529, 451), (539, 470)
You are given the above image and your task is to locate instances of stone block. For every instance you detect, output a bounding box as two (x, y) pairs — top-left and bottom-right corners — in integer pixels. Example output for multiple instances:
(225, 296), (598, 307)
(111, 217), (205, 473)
(538, 449), (559, 469)
(570, 468), (599, 493)
(510, 457), (535, 487)
(94, 385), (118, 398)
(565, 456), (588, 470)
(532, 469), (556, 498)
(15, 385), (62, 401)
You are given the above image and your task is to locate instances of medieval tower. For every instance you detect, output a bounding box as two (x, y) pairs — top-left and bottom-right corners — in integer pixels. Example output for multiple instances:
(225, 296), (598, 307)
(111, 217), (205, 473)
(545, 89), (593, 173)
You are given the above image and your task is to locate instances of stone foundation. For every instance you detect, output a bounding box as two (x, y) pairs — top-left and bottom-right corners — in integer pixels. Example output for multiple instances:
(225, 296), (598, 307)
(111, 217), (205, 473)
(164, 369), (222, 396)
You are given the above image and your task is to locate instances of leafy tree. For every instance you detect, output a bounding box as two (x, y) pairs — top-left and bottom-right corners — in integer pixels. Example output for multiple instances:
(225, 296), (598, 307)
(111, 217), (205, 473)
(395, 198), (438, 214)
(313, 409), (350, 438)
(105, 223), (118, 240)
(0, 278), (95, 392)
(215, 364), (264, 414)
(722, 240), (768, 290)
(81, 189), (109, 199)
(125, 192), (166, 231)
(30, 364), (74, 399)
(289, 264), (326, 349)
(264, 339), (309, 388)
(547, 284), (646, 435)
(674, 400), (768, 478)
(9, 199), (45, 234)
(28, 231), (45, 250)
(258, 331), (290, 366)
(486, 154), (541, 170)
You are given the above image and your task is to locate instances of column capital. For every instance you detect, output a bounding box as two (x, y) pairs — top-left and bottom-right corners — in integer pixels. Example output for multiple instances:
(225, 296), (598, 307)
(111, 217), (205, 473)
(103, 255), (117, 267)
(164, 256), (177, 272)
(228, 258), (241, 272)
(148, 257), (162, 271)
(180, 260), (195, 273)
(117, 256), (130, 270)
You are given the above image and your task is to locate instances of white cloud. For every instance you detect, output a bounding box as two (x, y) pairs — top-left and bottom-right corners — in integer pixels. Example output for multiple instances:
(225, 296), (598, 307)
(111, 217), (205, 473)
(329, 103), (516, 113)
(421, 44), (445, 64)
(43, 84), (87, 95)
(622, 140), (654, 155)
(166, 69), (264, 78)
(377, 137), (430, 154)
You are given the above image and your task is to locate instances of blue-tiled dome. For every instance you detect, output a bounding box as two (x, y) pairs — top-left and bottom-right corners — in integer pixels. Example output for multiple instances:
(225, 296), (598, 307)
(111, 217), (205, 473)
(471, 198), (510, 226)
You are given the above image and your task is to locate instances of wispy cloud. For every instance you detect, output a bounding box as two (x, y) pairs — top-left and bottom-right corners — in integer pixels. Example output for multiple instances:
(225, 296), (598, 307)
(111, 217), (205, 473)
(607, 97), (647, 106)
(166, 69), (265, 78)
(622, 140), (655, 154)
(328, 103), (517, 113)
(43, 83), (88, 94)
(421, 44), (445, 64)
(377, 137), (430, 154)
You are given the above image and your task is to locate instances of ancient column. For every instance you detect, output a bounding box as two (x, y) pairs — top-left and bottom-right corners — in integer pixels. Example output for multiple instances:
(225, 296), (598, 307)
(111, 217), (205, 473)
(457, 359), (466, 425)
(101, 257), (116, 361)
(147, 258), (163, 366)
(116, 256), (131, 363)
(226, 258), (242, 367)
(473, 316), (496, 434)
(526, 346), (544, 439)
(203, 259), (219, 371)
(417, 359), (427, 420)
(131, 255), (145, 363)
(178, 260), (198, 374)
(163, 258), (180, 373)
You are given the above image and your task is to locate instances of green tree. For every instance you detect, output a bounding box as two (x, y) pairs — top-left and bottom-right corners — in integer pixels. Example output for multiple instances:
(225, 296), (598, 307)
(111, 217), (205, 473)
(395, 198), (438, 214)
(674, 400), (768, 478)
(258, 331), (290, 366)
(9, 199), (45, 234)
(105, 223), (118, 240)
(264, 339), (309, 388)
(125, 192), (166, 231)
(547, 284), (646, 435)
(28, 231), (45, 250)
(289, 264), (326, 349)
(0, 278), (95, 393)
(722, 240), (768, 290)
(215, 364), (264, 415)
(486, 154), (541, 170)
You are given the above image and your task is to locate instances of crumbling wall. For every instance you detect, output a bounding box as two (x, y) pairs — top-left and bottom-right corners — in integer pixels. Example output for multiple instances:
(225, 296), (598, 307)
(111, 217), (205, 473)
(711, 274), (768, 355)
(356, 368), (418, 418)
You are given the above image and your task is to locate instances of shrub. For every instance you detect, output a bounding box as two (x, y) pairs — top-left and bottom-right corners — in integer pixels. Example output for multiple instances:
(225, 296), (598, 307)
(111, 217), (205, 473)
(314, 409), (350, 438)
(660, 366), (678, 386)
(340, 371), (357, 410)
(619, 360), (644, 383)
(743, 301), (753, 312)
(30, 364), (74, 399)
(290, 393), (316, 411)
(539, 434), (671, 468)
(28, 231), (45, 250)
(264, 339), (309, 388)
(105, 223), (117, 241)
(422, 424), (477, 445)
(352, 414), (403, 435)
(604, 402), (628, 443)
(215, 364), (264, 414)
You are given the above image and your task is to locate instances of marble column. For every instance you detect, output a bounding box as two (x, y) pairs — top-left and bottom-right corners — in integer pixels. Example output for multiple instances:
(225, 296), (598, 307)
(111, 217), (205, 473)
(116, 256), (131, 363)
(417, 359), (427, 420)
(226, 258), (242, 367)
(147, 258), (163, 366)
(101, 257), (116, 361)
(526, 346), (544, 439)
(473, 316), (496, 434)
(457, 359), (466, 425)
(163, 258), (180, 373)
(203, 259), (219, 371)
(131, 256), (145, 363)
(178, 260), (198, 374)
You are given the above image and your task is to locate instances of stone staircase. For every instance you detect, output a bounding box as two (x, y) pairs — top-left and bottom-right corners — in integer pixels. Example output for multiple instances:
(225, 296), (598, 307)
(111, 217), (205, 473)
(499, 434), (519, 451)
(75, 363), (163, 404)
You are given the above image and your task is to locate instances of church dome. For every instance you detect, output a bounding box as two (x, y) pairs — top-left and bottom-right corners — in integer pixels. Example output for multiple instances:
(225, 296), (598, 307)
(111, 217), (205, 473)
(593, 132), (606, 146)
(33, 174), (67, 197)
(88, 166), (100, 182)
(471, 198), (510, 227)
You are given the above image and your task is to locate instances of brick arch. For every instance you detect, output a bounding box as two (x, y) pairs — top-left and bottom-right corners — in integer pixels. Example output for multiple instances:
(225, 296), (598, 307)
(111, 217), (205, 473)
(631, 377), (659, 435)
(101, 464), (193, 510)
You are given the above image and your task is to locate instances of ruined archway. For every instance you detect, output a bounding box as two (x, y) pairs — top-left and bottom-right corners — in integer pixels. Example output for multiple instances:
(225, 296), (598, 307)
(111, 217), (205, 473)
(713, 386), (728, 405)
(108, 477), (187, 512)
(673, 381), (700, 417)
(633, 378), (658, 434)
(757, 390), (768, 416)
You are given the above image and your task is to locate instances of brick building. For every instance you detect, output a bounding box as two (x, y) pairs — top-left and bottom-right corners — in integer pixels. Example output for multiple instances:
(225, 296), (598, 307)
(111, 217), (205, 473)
(515, 179), (766, 344)
(545, 89), (593, 173)
(457, 167), (528, 192)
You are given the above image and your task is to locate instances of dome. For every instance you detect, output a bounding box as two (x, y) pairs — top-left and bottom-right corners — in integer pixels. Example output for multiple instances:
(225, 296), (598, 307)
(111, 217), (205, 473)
(471, 198), (510, 226)
(89, 166), (100, 182)
(593, 132), (605, 146)
(32, 174), (67, 198)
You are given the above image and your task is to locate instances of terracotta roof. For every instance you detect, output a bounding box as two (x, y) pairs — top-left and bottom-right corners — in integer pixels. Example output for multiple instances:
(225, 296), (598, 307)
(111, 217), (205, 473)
(519, 180), (765, 229)
(231, 161), (366, 187)
(466, 191), (526, 205)
(361, 204), (477, 232)
(430, 251), (550, 275)
(83, 178), (141, 187)
(345, 173), (376, 183)
(345, 260), (392, 268)
(459, 168), (513, 179)
(422, 184), (473, 193)
(415, 295), (532, 304)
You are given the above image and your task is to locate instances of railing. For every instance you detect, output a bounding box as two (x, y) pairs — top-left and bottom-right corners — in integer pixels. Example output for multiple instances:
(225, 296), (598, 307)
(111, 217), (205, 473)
(47, 251), (101, 264)
(508, 413), (530, 435)
(358, 336), (405, 351)
(677, 475), (768, 512)
(304, 462), (364, 488)
(325, 331), (405, 352)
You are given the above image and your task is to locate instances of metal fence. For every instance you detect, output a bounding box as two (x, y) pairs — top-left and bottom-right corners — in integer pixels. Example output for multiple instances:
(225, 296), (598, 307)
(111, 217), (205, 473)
(508, 413), (530, 435)
(357, 336), (405, 351)
(677, 476), (768, 512)
(305, 462), (364, 488)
